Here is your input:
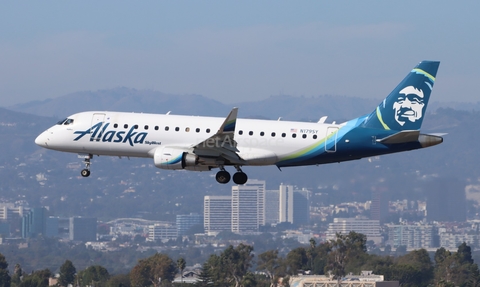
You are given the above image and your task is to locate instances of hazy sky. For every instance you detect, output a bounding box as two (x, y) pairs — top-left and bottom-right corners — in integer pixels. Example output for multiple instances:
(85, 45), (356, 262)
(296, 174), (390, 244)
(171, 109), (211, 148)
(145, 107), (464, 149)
(1, 1), (479, 107)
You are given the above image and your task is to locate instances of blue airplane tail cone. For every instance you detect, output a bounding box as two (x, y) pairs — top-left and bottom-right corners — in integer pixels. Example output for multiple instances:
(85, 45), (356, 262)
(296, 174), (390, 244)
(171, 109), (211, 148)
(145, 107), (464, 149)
(363, 61), (440, 131)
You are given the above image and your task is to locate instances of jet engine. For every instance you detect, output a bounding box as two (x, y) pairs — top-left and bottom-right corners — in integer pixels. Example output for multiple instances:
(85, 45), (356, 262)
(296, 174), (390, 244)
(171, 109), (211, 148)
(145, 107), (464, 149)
(153, 146), (210, 171)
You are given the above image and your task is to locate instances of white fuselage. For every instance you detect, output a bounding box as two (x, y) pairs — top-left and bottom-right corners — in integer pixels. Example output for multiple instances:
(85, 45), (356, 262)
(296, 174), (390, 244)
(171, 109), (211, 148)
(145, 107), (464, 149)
(35, 111), (343, 166)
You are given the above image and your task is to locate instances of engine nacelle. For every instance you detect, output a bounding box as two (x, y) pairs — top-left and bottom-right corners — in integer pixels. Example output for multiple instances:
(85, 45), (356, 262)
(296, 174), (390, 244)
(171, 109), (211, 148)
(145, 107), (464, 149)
(153, 146), (198, 170)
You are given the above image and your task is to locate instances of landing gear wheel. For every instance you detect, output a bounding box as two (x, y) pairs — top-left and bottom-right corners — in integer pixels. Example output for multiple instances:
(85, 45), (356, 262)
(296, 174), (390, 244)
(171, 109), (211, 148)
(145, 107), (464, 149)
(233, 172), (248, 185)
(81, 169), (91, 177)
(216, 170), (231, 184)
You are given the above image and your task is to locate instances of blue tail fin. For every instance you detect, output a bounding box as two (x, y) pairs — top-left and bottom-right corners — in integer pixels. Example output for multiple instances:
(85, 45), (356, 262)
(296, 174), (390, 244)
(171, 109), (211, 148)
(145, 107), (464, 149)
(363, 61), (440, 131)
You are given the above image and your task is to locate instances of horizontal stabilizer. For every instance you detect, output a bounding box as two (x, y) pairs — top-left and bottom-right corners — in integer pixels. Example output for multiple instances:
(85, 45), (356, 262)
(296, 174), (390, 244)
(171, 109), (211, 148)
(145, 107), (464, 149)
(377, 130), (420, 144)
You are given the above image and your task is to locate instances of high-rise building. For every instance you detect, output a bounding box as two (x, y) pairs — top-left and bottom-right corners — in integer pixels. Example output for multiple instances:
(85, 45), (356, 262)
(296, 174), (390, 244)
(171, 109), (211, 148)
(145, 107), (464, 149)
(426, 178), (466, 222)
(293, 188), (310, 226)
(176, 213), (203, 236)
(46, 217), (59, 238)
(21, 207), (47, 238)
(69, 217), (97, 242)
(279, 184), (294, 224)
(265, 190), (280, 225)
(370, 186), (389, 224)
(278, 184), (310, 226)
(232, 180), (265, 233)
(204, 196), (232, 235)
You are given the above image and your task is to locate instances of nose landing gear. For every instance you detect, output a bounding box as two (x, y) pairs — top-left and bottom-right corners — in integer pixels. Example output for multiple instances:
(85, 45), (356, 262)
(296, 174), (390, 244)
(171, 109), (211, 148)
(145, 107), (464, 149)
(79, 153), (92, 177)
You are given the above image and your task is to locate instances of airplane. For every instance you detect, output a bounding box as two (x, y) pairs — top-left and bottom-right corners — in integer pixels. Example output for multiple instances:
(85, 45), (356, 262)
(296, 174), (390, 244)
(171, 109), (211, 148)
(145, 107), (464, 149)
(35, 61), (443, 185)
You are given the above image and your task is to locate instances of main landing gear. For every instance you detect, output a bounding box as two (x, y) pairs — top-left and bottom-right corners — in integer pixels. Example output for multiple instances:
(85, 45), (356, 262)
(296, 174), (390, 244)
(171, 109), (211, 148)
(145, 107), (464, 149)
(215, 166), (248, 185)
(79, 154), (92, 177)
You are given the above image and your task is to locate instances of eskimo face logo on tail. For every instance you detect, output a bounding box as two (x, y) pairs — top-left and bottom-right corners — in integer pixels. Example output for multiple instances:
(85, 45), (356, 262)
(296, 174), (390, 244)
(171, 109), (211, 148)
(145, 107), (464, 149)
(73, 122), (148, 147)
(393, 86), (425, 126)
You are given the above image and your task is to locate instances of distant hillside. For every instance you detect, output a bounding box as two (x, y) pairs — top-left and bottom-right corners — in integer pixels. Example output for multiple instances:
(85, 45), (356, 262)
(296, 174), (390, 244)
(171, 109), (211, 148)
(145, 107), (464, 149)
(8, 88), (378, 121)
(8, 87), (230, 118)
(8, 87), (480, 122)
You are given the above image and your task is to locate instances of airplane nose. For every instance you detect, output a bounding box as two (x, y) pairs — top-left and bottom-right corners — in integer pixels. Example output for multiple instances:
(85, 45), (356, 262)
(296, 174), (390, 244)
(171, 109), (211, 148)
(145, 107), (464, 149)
(35, 131), (49, 147)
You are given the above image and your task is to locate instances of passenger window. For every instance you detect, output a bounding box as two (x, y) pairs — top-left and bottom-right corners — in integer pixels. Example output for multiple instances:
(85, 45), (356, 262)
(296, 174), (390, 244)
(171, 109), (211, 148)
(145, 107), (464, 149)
(144, 125), (149, 130)
(249, 131), (253, 136)
(175, 127), (180, 131)
(271, 132), (276, 137)
(282, 133), (286, 137)
(292, 133), (297, 138)
(134, 125), (138, 129)
(124, 124), (128, 129)
(206, 128), (211, 133)
(313, 135), (317, 139)
(165, 126), (169, 131)
(302, 134), (307, 139)
(196, 128), (200, 133)
(155, 126), (159, 130)
(114, 124), (118, 128)
(185, 127), (190, 132)
(260, 132), (264, 136)
(239, 130), (243, 135)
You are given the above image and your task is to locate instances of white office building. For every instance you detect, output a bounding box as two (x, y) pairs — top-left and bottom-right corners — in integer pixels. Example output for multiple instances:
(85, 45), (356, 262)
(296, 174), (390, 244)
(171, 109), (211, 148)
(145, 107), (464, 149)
(232, 180), (265, 233)
(204, 196), (232, 235)
(326, 218), (382, 244)
(386, 223), (435, 249)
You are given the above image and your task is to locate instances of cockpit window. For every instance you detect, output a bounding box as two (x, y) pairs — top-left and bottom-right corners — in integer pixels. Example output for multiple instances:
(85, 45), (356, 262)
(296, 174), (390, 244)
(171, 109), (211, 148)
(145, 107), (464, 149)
(56, 118), (68, 125)
(64, 119), (74, 125)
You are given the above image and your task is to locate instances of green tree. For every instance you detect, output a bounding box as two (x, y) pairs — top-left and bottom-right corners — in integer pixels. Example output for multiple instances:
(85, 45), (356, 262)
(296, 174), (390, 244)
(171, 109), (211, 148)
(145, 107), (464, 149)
(0, 253), (10, 287)
(221, 244), (254, 287)
(257, 249), (284, 287)
(18, 269), (51, 287)
(177, 257), (186, 283)
(467, 263), (480, 287)
(394, 249), (433, 287)
(58, 260), (76, 287)
(106, 274), (130, 287)
(285, 247), (307, 275)
(77, 265), (110, 287)
(312, 243), (331, 275)
(458, 242), (474, 265)
(195, 258), (215, 287)
(324, 231), (367, 282)
(11, 264), (22, 286)
(130, 253), (176, 287)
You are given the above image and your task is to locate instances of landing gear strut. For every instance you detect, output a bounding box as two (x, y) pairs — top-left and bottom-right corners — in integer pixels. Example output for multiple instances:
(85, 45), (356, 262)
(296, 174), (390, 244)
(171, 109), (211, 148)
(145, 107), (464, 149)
(215, 166), (248, 185)
(79, 153), (92, 177)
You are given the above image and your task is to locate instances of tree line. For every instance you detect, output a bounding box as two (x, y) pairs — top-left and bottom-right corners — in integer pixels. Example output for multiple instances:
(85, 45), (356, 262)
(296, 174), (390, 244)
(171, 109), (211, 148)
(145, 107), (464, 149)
(0, 232), (479, 287)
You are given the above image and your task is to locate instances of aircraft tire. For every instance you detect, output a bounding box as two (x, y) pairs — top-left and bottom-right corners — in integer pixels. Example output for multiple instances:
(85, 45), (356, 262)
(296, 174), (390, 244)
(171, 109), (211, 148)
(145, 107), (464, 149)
(81, 169), (91, 177)
(215, 170), (231, 184)
(233, 172), (248, 185)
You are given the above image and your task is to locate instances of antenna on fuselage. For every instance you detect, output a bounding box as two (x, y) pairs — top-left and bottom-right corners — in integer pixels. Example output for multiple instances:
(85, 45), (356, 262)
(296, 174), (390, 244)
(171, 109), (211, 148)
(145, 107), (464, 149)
(166, 111), (171, 115)
(277, 117), (282, 121)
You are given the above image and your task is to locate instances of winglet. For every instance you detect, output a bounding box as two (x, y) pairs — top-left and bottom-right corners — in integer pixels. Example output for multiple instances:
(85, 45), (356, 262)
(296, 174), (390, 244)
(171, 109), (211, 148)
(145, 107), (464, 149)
(218, 107), (238, 133)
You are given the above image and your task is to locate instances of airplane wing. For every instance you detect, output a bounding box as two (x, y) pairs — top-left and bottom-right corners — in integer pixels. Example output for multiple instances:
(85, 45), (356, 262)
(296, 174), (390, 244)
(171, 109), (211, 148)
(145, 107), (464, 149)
(191, 108), (246, 165)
